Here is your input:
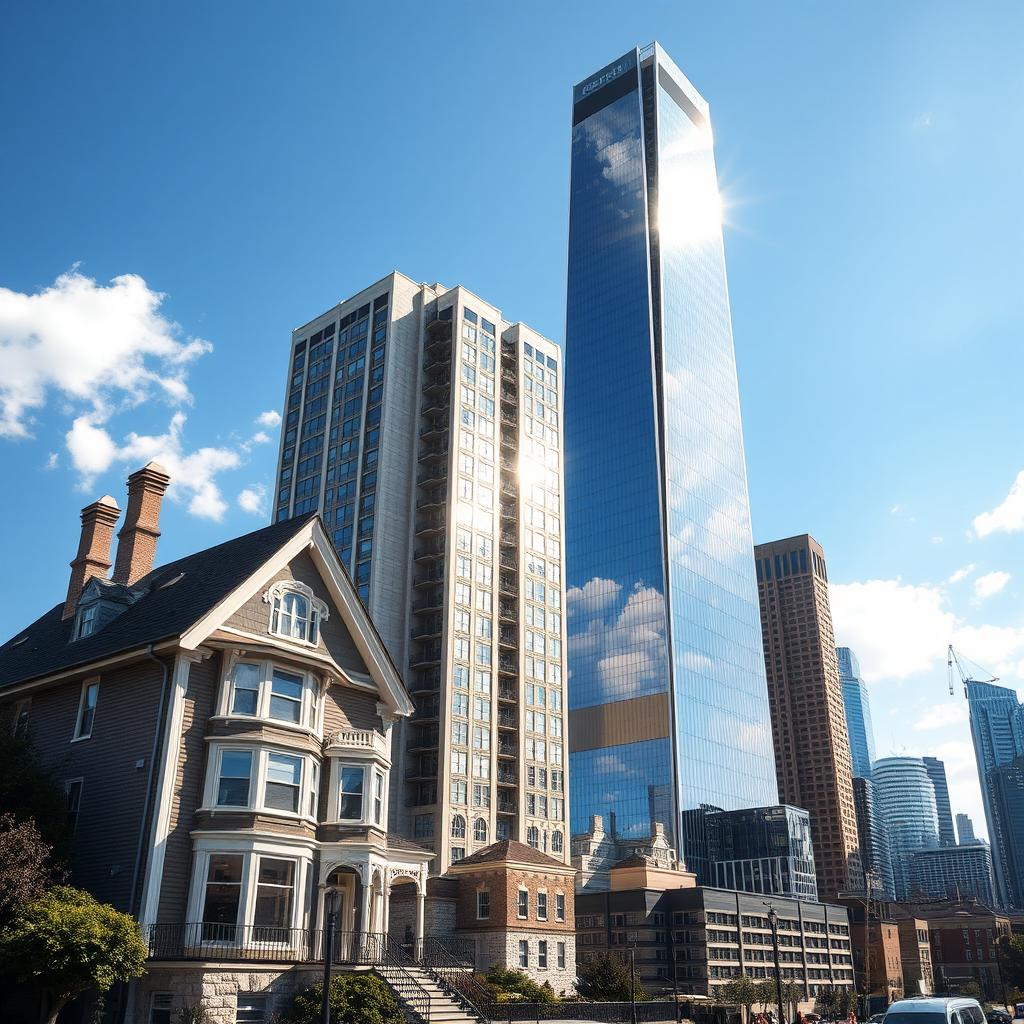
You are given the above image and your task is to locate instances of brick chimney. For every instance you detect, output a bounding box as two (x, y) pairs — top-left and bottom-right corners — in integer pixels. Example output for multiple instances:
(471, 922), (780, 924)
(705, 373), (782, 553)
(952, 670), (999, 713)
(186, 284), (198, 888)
(63, 496), (122, 619)
(112, 461), (171, 586)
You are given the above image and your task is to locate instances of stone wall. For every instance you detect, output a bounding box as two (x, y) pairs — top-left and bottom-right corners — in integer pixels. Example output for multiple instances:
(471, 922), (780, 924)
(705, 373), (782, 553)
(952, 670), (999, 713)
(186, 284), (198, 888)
(461, 928), (577, 996)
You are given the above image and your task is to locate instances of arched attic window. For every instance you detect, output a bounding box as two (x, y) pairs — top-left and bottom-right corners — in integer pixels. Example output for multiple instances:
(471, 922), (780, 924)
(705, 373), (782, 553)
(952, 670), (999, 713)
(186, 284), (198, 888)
(266, 580), (329, 645)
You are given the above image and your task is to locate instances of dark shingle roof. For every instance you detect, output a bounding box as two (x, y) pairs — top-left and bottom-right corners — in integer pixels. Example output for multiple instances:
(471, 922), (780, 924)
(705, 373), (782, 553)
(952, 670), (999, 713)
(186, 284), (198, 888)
(386, 833), (433, 854)
(454, 839), (567, 869)
(0, 513), (318, 690)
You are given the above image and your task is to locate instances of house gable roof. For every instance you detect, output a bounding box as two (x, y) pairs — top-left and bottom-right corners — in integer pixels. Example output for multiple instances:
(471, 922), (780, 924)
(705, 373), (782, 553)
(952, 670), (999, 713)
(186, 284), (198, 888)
(0, 514), (412, 716)
(448, 839), (571, 871)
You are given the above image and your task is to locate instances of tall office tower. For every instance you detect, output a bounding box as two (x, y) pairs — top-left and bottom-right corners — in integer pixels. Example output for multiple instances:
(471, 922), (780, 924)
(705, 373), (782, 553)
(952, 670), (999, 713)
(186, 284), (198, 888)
(965, 680), (1024, 907)
(922, 756), (956, 847)
(564, 43), (778, 869)
(275, 272), (569, 869)
(908, 843), (997, 906)
(837, 646), (876, 778)
(989, 755), (1024, 908)
(873, 756), (940, 900)
(754, 535), (862, 900)
(955, 813), (977, 845)
(852, 777), (896, 901)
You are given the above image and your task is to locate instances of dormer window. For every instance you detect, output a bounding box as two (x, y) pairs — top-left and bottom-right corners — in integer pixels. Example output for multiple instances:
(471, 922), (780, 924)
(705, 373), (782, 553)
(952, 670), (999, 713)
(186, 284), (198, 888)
(266, 581), (329, 646)
(75, 604), (97, 640)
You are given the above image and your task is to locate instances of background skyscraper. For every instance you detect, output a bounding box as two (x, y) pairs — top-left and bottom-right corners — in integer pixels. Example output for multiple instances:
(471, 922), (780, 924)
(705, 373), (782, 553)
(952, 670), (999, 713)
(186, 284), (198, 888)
(274, 272), (569, 869)
(837, 646), (876, 778)
(853, 777), (896, 900)
(755, 535), (862, 900)
(965, 679), (1024, 907)
(955, 812), (977, 845)
(873, 756), (940, 900)
(564, 43), (777, 867)
(908, 843), (996, 906)
(922, 756), (956, 848)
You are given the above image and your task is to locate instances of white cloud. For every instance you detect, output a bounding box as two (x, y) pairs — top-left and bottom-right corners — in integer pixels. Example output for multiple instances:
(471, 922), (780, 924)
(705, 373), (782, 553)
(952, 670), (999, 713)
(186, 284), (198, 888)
(44, 452), (58, 470)
(0, 270), (209, 439)
(830, 579), (955, 680)
(912, 112), (933, 130)
(237, 485), (267, 516)
(973, 570), (1010, 602)
(66, 410), (243, 521)
(947, 564), (975, 584)
(249, 431), (271, 446)
(256, 410), (281, 428)
(913, 703), (967, 731)
(567, 577), (622, 616)
(973, 470), (1024, 537)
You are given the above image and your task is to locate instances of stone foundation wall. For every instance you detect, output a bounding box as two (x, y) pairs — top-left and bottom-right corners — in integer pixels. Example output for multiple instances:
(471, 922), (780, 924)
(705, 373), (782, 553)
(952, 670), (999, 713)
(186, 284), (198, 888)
(461, 928), (577, 996)
(127, 964), (368, 1024)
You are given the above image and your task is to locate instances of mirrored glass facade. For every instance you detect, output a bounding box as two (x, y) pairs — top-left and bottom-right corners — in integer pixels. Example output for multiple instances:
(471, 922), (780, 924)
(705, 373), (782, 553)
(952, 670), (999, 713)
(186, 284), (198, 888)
(566, 44), (777, 862)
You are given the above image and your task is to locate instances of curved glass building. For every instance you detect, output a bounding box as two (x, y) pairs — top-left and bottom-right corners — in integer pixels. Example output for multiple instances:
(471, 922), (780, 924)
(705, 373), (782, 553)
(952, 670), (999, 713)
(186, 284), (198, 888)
(565, 43), (777, 867)
(872, 756), (940, 900)
(837, 646), (876, 779)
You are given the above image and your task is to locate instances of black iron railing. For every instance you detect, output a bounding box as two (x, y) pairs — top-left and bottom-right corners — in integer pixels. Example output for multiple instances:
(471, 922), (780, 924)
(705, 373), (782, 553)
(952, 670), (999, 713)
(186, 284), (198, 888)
(419, 937), (493, 1021)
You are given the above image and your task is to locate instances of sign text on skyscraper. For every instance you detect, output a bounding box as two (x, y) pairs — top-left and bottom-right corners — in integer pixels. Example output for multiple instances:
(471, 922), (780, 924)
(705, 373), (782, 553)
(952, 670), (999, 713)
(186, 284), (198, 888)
(573, 49), (637, 105)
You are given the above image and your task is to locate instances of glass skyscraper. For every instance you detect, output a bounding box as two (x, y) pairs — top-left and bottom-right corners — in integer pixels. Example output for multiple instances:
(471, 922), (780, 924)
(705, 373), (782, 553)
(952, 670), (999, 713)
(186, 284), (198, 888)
(565, 44), (777, 868)
(837, 646), (876, 779)
(922, 756), (956, 848)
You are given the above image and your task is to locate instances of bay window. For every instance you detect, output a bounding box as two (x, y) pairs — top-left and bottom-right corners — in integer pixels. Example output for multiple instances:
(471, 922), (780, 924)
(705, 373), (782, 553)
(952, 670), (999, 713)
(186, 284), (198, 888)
(265, 753), (302, 813)
(339, 766), (365, 820)
(268, 671), (303, 723)
(217, 751), (253, 806)
(373, 771), (384, 825)
(253, 857), (295, 938)
(223, 660), (318, 730)
(209, 745), (317, 820)
(202, 853), (244, 941)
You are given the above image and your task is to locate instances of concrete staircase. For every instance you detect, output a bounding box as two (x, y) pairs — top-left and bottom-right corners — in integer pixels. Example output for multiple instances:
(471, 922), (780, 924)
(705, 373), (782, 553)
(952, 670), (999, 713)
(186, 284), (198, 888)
(376, 963), (483, 1024)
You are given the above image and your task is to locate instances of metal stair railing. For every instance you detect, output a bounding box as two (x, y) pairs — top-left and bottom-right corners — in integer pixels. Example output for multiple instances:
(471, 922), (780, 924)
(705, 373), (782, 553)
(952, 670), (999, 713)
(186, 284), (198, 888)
(373, 933), (433, 1024)
(418, 937), (494, 1022)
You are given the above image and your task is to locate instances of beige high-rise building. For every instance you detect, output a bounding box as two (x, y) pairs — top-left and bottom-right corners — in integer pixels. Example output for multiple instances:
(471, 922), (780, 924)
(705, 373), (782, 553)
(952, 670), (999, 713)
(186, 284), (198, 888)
(754, 534), (862, 900)
(274, 272), (569, 871)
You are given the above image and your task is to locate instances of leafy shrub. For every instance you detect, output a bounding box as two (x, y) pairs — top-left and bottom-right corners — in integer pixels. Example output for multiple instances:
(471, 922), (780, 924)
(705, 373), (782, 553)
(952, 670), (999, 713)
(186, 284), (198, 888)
(575, 952), (647, 1002)
(283, 973), (403, 1024)
(483, 967), (559, 1003)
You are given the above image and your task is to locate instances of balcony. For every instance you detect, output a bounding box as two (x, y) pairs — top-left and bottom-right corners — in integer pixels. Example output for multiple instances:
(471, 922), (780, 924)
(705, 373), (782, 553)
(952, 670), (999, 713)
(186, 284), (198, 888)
(426, 318), (452, 343)
(414, 538), (446, 561)
(414, 510), (446, 536)
(422, 392), (450, 416)
(500, 453), (515, 471)
(419, 416), (449, 441)
(497, 796), (517, 814)
(411, 591), (444, 615)
(411, 616), (443, 641)
(422, 367), (451, 394)
(413, 569), (445, 588)
(500, 480), (517, 499)
(498, 573), (517, 596)
(416, 463), (447, 487)
(498, 628), (518, 650)
(498, 654), (517, 675)
(498, 685), (517, 703)
(418, 441), (449, 463)
(497, 767), (517, 786)
(500, 427), (518, 449)
(410, 668), (441, 695)
(501, 384), (516, 403)
(501, 365), (516, 384)
(409, 644), (442, 667)
(324, 728), (391, 761)
(500, 410), (518, 427)
(500, 502), (517, 522)
(498, 708), (518, 729)
(499, 600), (517, 622)
(499, 551), (517, 570)
(416, 488), (446, 512)
(405, 760), (439, 781)
(498, 739), (517, 758)
(407, 726), (438, 750)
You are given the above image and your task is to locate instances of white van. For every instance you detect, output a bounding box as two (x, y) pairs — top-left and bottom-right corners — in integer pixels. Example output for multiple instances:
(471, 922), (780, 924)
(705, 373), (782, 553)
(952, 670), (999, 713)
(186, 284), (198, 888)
(884, 998), (986, 1024)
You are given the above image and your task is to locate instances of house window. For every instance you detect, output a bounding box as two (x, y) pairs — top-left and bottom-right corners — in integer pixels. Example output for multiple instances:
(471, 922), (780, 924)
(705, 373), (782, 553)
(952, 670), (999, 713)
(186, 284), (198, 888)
(253, 857), (295, 937)
(452, 847), (465, 862)
(517, 889), (528, 919)
(452, 814), (466, 839)
(216, 751), (253, 806)
(75, 604), (97, 640)
(235, 994), (268, 1024)
(268, 581), (328, 645)
(149, 994), (173, 1024)
(265, 753), (302, 813)
(12, 699), (30, 739)
(477, 891), (490, 920)
(231, 663), (262, 715)
(537, 892), (548, 920)
(269, 670), (303, 723)
(374, 771), (384, 825)
(538, 940), (548, 969)
(202, 853), (244, 940)
(474, 818), (487, 843)
(74, 680), (99, 740)
(556, 893), (565, 922)
(557, 942), (566, 969)
(339, 766), (365, 820)
(64, 779), (83, 833)
(518, 939), (529, 967)
(527, 826), (539, 849)
(309, 761), (320, 817)
(551, 830), (563, 854)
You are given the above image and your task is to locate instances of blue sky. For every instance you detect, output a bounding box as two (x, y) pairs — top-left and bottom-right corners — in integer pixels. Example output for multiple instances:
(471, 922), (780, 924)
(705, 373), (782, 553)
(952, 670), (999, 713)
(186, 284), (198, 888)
(2, 1), (1022, 833)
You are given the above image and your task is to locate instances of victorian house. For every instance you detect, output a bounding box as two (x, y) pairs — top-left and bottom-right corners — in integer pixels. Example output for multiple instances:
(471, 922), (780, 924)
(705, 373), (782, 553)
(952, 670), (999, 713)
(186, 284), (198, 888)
(0, 463), (434, 1023)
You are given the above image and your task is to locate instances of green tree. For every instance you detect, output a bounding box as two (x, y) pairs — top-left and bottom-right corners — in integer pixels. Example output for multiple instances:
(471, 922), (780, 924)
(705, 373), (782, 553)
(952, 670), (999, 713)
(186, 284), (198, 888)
(482, 967), (559, 1003)
(998, 935), (1024, 994)
(0, 885), (147, 1024)
(815, 985), (839, 1019)
(0, 814), (54, 925)
(721, 974), (761, 1020)
(0, 733), (71, 858)
(576, 952), (648, 1002)
(283, 974), (402, 1024)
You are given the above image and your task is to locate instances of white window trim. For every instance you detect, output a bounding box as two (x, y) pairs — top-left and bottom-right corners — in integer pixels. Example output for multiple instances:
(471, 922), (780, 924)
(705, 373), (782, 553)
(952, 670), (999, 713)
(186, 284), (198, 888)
(202, 742), (318, 823)
(264, 579), (329, 648)
(517, 887), (529, 920)
(217, 658), (319, 733)
(326, 755), (390, 828)
(72, 678), (99, 741)
(537, 888), (548, 921)
(186, 840), (313, 948)
(74, 602), (98, 641)
(64, 777), (84, 833)
(476, 889), (490, 921)
(11, 698), (30, 738)
(537, 938), (549, 969)
(555, 891), (566, 922)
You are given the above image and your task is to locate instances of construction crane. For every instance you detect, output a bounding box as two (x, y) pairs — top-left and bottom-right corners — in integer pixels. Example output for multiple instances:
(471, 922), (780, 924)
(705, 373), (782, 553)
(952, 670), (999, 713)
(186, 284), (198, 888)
(947, 644), (998, 696)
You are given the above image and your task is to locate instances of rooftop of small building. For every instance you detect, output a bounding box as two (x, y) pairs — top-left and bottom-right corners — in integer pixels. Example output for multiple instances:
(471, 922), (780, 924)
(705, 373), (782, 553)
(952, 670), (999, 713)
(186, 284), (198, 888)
(448, 839), (571, 870)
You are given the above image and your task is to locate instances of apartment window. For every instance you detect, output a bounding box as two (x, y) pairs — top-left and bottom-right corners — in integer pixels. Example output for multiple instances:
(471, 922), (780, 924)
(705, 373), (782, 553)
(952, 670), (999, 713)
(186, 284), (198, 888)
(556, 893), (565, 922)
(235, 993), (268, 1024)
(452, 814), (466, 839)
(268, 581), (327, 645)
(451, 780), (467, 804)
(217, 750), (253, 806)
(149, 994), (173, 1024)
(477, 891), (490, 920)
(551, 830), (563, 854)
(73, 680), (99, 740)
(538, 940), (548, 969)
(527, 826), (539, 848)
(202, 853), (244, 940)
(518, 889), (528, 918)
(64, 778), (83, 833)
(451, 847), (465, 862)
(557, 942), (566, 969)
(253, 857), (295, 936)
(339, 766), (365, 820)
(518, 940), (529, 967)
(474, 818), (488, 843)
(414, 814), (434, 838)
(265, 753), (302, 813)
(537, 892), (548, 921)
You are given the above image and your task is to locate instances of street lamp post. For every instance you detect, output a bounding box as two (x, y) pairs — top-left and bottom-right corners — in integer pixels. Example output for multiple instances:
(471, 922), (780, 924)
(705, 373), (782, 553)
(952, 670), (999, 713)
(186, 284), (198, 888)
(320, 889), (338, 1024)
(767, 906), (786, 1024)
(629, 935), (639, 1024)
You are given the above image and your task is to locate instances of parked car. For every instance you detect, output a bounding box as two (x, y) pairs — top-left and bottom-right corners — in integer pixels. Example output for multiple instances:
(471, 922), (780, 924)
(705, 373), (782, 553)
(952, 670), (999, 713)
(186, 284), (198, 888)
(987, 1011), (1012, 1024)
(883, 998), (986, 1024)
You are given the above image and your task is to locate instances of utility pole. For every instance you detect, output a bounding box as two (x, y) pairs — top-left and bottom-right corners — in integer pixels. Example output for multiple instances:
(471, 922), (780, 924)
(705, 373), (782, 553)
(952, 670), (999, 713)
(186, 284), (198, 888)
(629, 934), (639, 1024)
(767, 905), (786, 1024)
(320, 889), (338, 1024)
